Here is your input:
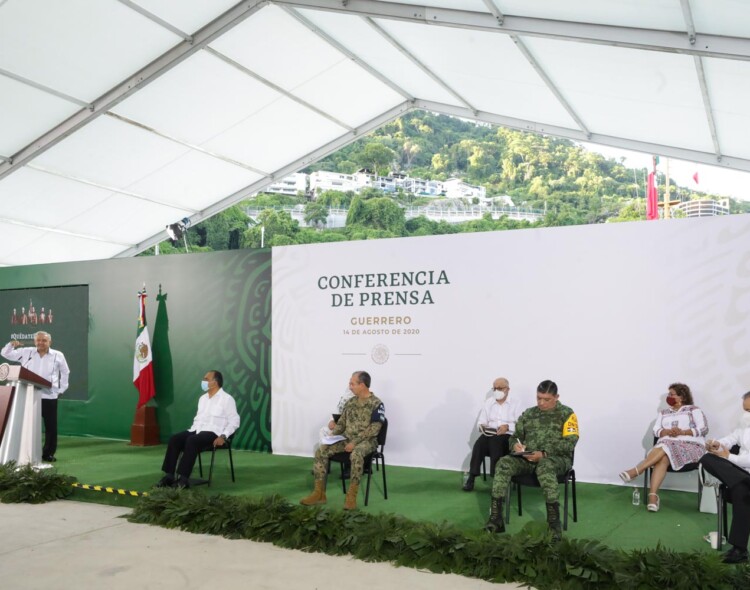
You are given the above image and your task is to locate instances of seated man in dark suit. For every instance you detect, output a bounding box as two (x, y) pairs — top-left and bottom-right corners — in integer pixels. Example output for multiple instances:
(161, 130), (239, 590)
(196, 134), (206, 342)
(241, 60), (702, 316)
(156, 370), (240, 488)
(700, 391), (750, 564)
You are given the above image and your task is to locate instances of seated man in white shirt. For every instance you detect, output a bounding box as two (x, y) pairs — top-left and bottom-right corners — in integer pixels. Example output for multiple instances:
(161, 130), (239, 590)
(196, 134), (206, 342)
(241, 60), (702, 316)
(156, 370), (240, 488)
(463, 377), (520, 491)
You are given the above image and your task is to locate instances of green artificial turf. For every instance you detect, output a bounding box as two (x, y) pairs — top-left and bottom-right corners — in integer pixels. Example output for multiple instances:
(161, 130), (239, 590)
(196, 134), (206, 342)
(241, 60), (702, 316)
(57, 435), (723, 553)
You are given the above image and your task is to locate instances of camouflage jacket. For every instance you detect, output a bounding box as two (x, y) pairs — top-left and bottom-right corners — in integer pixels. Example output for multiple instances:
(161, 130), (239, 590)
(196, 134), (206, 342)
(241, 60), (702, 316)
(332, 393), (385, 446)
(515, 402), (578, 459)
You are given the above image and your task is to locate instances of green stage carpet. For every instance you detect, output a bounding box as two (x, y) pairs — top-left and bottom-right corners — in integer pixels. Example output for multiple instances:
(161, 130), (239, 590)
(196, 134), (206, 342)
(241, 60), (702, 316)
(59, 436), (723, 554)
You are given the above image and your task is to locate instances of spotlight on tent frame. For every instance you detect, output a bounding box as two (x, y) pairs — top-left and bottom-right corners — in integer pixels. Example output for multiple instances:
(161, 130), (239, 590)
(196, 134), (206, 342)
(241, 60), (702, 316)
(166, 217), (191, 251)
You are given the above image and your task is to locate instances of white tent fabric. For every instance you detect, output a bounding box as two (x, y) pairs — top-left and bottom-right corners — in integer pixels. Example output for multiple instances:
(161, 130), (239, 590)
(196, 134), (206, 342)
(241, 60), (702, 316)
(1, 0), (750, 266)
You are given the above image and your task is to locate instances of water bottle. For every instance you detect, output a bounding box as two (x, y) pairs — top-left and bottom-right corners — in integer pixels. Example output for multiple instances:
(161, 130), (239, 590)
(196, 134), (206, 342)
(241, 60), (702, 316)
(632, 488), (640, 506)
(462, 470), (470, 486)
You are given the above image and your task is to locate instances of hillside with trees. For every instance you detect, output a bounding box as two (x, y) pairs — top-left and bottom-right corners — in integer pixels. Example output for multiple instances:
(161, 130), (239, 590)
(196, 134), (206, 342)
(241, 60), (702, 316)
(147, 111), (749, 254)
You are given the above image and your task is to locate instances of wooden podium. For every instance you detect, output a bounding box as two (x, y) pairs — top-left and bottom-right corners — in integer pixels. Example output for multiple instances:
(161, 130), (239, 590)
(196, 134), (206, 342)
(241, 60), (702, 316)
(0, 363), (52, 466)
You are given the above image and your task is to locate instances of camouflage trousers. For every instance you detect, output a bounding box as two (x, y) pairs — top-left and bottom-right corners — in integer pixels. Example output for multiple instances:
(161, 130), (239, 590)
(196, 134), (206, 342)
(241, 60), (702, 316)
(491, 455), (571, 503)
(313, 439), (377, 486)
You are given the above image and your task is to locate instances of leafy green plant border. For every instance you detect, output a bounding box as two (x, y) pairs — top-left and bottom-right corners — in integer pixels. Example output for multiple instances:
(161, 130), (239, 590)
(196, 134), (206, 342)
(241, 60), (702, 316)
(0, 462), (75, 503)
(127, 489), (750, 590)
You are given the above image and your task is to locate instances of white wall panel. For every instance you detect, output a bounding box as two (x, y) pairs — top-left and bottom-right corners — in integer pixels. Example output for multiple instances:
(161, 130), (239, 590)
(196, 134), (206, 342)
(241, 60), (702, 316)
(272, 215), (750, 490)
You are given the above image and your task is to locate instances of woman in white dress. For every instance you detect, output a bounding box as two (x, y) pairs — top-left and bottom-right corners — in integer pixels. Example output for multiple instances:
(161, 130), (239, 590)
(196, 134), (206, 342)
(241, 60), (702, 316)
(618, 383), (708, 512)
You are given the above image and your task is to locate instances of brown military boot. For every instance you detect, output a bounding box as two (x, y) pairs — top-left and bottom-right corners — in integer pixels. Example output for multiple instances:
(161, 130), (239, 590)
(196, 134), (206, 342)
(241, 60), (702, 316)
(343, 481), (359, 510)
(300, 479), (327, 505)
(546, 501), (562, 542)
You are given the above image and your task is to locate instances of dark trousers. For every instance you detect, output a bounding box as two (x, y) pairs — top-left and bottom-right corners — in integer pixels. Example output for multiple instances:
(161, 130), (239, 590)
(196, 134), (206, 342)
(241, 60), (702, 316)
(469, 433), (511, 477)
(41, 398), (58, 458)
(161, 430), (217, 479)
(700, 453), (750, 550)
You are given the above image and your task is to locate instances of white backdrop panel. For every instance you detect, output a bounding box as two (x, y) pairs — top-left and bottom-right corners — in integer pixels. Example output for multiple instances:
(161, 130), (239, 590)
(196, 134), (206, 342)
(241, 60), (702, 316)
(272, 215), (750, 490)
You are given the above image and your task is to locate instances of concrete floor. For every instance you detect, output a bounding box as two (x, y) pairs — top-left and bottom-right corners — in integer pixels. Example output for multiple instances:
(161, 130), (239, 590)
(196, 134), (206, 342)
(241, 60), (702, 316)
(0, 501), (529, 590)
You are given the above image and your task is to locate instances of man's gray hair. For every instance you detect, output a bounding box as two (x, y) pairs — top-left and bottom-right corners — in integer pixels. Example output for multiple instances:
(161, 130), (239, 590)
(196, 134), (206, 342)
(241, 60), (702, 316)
(34, 331), (51, 340)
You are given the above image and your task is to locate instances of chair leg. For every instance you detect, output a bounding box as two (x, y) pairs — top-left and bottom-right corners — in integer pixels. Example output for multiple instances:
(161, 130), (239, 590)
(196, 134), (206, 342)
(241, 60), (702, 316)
(197, 452), (204, 478)
(571, 475), (578, 522)
(340, 463), (347, 494)
(482, 456), (487, 481)
(208, 448), (217, 487)
(563, 481), (569, 531)
(697, 475), (703, 511)
(517, 480), (523, 516)
(505, 483), (511, 524)
(228, 446), (235, 482)
(381, 458), (388, 500)
(365, 466), (372, 506)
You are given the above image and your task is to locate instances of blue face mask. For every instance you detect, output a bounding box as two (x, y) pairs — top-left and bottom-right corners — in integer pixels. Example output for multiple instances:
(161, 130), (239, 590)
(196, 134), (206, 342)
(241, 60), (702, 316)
(200, 380), (209, 392)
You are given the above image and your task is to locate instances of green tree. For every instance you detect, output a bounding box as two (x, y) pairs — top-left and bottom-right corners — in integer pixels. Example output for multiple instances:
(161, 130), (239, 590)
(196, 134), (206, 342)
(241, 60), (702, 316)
(242, 209), (299, 248)
(304, 202), (329, 228)
(356, 143), (396, 175)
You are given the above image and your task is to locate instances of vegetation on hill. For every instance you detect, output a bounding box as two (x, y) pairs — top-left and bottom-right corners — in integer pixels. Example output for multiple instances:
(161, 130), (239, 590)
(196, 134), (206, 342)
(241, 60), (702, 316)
(146, 112), (749, 254)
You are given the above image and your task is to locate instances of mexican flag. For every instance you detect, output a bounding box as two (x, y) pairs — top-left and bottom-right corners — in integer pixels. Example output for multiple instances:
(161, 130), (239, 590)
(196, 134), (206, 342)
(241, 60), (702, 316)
(133, 286), (155, 408)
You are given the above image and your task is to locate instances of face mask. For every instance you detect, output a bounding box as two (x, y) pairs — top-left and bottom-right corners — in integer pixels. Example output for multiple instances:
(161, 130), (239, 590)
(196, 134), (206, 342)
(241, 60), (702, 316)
(200, 380), (209, 392)
(666, 396), (677, 407)
(741, 412), (750, 428)
(495, 391), (507, 401)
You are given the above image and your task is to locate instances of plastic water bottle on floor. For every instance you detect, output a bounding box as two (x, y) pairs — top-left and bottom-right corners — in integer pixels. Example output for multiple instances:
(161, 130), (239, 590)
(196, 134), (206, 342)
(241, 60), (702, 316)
(462, 470), (469, 486)
(632, 488), (640, 506)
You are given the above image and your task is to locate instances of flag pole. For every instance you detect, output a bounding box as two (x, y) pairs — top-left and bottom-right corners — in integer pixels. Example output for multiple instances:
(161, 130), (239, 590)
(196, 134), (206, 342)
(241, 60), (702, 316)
(664, 158), (671, 219)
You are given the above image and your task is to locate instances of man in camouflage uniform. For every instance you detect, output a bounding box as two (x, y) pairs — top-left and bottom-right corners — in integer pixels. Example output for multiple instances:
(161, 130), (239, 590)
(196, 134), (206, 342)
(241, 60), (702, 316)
(300, 371), (385, 510)
(485, 380), (578, 541)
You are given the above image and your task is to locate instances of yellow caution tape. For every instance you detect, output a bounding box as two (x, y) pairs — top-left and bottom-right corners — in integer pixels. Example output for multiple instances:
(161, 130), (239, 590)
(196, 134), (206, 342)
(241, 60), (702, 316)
(72, 482), (147, 497)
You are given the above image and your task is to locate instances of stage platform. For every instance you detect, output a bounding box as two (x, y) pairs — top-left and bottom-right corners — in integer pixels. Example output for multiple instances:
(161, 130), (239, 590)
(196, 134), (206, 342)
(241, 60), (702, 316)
(58, 436), (723, 554)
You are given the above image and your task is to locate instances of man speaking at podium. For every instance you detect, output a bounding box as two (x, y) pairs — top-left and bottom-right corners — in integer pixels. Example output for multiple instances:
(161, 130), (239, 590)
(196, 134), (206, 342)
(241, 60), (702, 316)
(2, 331), (70, 462)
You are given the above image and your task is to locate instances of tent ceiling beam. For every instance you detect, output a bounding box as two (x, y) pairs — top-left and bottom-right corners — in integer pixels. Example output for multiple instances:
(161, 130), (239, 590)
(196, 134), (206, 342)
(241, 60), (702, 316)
(105, 111), (270, 176)
(115, 0), (192, 41)
(0, 67), (90, 108)
(0, 217), (133, 248)
(114, 99), (413, 257)
(481, 0), (505, 26)
(509, 34), (590, 138)
(679, 0), (697, 45)
(692, 56), (722, 160)
(415, 99), (750, 172)
(27, 163), (200, 212)
(276, 0), (750, 61)
(362, 16), (478, 114)
(0, 0), (267, 181)
(280, 5), (415, 101)
(203, 47), (354, 132)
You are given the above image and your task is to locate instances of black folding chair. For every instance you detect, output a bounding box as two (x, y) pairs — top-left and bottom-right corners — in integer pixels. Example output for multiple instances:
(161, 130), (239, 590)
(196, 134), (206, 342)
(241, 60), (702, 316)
(193, 435), (236, 487)
(329, 418), (388, 506)
(505, 452), (577, 530)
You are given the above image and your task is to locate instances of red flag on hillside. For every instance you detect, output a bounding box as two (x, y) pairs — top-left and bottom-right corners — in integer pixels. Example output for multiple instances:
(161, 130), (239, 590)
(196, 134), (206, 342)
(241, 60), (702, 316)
(646, 172), (659, 220)
(133, 286), (155, 408)
(692, 171), (700, 184)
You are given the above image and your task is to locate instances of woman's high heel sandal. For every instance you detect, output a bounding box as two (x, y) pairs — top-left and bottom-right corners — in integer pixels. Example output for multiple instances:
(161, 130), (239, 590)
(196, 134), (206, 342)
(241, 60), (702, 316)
(647, 493), (660, 512)
(619, 466), (640, 482)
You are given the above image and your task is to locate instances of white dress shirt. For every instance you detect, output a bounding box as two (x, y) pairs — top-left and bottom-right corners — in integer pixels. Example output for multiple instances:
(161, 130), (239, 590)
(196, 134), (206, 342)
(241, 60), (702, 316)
(717, 425), (750, 473)
(188, 388), (240, 438)
(1, 342), (70, 400)
(476, 396), (521, 434)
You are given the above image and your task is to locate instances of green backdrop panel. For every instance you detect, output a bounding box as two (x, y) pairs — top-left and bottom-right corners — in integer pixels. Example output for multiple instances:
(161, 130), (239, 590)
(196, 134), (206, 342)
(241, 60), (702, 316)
(0, 249), (272, 452)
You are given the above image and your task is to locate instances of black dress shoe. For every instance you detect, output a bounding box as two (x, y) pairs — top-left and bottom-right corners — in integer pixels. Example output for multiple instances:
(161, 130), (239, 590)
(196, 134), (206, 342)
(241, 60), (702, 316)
(722, 546), (749, 564)
(155, 475), (175, 488)
(462, 476), (475, 491)
(42, 455), (56, 462)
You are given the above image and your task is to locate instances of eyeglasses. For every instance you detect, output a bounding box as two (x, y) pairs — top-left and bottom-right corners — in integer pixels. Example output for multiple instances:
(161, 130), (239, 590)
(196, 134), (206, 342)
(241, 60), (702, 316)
(493, 386), (509, 392)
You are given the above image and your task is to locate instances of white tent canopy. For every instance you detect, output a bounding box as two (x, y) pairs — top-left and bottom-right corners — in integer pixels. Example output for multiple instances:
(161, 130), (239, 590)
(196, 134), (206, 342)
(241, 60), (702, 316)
(2, 0), (750, 267)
